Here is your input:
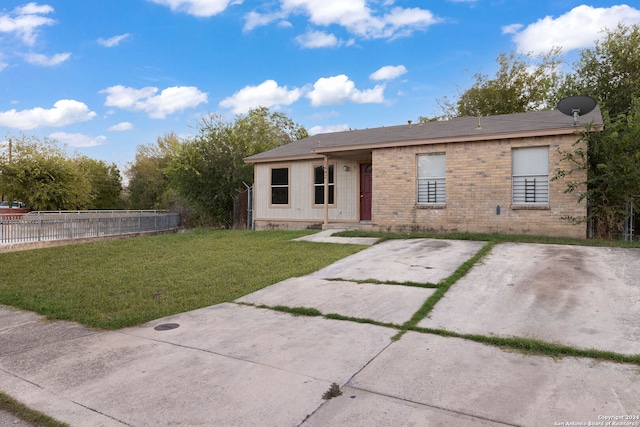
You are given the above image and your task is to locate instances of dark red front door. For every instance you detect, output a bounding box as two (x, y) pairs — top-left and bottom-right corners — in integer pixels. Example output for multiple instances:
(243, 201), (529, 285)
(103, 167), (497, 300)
(360, 163), (372, 221)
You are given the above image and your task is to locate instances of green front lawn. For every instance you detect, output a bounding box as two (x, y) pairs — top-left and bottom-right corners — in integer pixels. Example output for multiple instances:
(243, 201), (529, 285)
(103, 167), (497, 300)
(0, 230), (365, 329)
(0, 393), (68, 427)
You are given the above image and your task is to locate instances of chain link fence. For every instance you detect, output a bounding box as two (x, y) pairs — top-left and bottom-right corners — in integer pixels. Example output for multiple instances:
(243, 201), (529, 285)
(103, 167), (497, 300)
(0, 211), (180, 244)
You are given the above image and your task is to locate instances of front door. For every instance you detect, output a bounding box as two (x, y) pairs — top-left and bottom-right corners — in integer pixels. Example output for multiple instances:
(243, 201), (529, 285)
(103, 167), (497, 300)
(360, 163), (372, 221)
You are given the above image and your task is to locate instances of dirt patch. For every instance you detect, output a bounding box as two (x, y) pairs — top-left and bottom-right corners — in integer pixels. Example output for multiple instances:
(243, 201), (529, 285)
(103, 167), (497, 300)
(416, 240), (451, 250)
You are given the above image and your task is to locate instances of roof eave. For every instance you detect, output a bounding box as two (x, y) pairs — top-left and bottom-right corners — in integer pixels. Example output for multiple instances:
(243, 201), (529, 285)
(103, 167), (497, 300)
(244, 153), (323, 164)
(311, 125), (600, 155)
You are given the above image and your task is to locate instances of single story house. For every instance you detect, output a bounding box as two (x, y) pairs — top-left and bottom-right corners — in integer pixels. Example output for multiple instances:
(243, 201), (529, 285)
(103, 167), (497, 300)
(244, 107), (603, 238)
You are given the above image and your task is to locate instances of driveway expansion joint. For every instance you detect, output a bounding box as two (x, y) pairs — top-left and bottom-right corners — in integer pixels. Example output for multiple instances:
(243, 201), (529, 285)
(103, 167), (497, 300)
(0, 367), (45, 390)
(71, 399), (133, 426)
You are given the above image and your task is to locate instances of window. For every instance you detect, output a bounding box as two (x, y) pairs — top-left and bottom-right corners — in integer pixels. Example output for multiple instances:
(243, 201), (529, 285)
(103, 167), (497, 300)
(314, 165), (335, 205)
(271, 167), (289, 205)
(512, 146), (549, 204)
(417, 154), (445, 204)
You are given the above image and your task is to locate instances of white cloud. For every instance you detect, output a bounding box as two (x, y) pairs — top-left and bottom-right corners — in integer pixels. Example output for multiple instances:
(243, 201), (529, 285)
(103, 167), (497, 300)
(308, 123), (349, 135)
(98, 33), (130, 47)
(149, 0), (242, 17)
(501, 23), (523, 35)
(282, 0), (368, 27)
(295, 30), (338, 48)
(0, 100), (96, 130)
(243, 11), (286, 31)
(509, 5), (640, 55)
(141, 86), (209, 118)
(370, 65), (407, 81)
(383, 7), (439, 37)
(49, 132), (106, 148)
(247, 0), (440, 40)
(0, 61), (7, 71)
(101, 86), (158, 109)
(14, 3), (54, 15)
(219, 79), (303, 114)
(108, 122), (133, 131)
(100, 85), (208, 119)
(0, 2), (55, 46)
(306, 74), (385, 106)
(24, 52), (70, 66)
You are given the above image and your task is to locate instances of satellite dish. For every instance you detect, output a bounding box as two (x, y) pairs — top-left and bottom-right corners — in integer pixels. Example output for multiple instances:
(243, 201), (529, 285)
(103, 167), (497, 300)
(557, 96), (597, 126)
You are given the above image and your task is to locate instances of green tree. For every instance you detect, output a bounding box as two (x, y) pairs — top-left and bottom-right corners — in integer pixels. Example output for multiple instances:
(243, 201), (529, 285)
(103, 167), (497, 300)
(75, 156), (124, 209)
(0, 135), (91, 210)
(559, 24), (640, 237)
(555, 102), (640, 237)
(126, 132), (179, 210)
(168, 107), (308, 227)
(425, 49), (565, 120)
(566, 23), (640, 117)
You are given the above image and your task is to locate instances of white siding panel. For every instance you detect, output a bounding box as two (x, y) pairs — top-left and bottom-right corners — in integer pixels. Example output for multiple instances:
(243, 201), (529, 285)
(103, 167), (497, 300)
(254, 160), (359, 222)
(332, 162), (358, 221)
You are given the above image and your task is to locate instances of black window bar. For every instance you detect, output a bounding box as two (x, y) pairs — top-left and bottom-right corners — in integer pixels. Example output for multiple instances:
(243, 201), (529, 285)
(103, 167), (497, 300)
(428, 181), (437, 203)
(524, 178), (536, 203)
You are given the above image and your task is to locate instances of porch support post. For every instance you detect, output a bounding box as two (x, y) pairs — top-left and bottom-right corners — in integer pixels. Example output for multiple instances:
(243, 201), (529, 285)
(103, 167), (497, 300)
(323, 154), (329, 226)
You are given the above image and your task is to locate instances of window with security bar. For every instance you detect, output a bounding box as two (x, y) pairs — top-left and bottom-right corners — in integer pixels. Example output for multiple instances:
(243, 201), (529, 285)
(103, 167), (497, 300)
(417, 153), (446, 204)
(512, 146), (549, 204)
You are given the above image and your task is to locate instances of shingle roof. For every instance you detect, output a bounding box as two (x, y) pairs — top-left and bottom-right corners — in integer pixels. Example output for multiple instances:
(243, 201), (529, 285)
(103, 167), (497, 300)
(245, 107), (603, 163)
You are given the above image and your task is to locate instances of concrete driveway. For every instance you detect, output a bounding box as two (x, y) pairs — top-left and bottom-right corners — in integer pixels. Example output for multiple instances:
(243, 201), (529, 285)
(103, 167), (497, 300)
(419, 242), (640, 355)
(1, 234), (639, 426)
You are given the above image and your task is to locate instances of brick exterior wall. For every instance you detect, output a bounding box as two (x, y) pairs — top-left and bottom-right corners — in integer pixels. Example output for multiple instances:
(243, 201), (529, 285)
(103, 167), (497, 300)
(372, 135), (588, 238)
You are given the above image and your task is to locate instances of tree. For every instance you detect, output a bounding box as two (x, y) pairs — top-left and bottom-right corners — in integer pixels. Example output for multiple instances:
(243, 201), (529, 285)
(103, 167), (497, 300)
(559, 24), (640, 237)
(126, 132), (179, 210)
(168, 107), (308, 227)
(566, 24), (640, 117)
(0, 135), (91, 210)
(75, 156), (124, 209)
(425, 49), (565, 120)
(555, 102), (640, 237)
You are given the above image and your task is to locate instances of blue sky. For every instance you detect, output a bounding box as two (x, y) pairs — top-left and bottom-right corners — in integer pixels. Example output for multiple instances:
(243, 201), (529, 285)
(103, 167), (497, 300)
(1, 1), (639, 170)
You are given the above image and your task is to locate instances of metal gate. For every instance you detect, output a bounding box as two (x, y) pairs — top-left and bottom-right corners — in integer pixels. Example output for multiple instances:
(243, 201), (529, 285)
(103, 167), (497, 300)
(246, 183), (254, 230)
(623, 197), (638, 241)
(232, 183), (254, 230)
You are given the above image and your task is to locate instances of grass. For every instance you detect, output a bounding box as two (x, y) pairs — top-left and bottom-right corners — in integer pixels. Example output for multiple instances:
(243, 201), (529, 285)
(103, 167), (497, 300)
(408, 326), (640, 365)
(0, 392), (68, 427)
(268, 305), (323, 317)
(0, 229), (365, 329)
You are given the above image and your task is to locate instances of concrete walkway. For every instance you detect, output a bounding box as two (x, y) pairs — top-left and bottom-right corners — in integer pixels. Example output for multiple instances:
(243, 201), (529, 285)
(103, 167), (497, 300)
(293, 228), (380, 245)
(1, 234), (639, 426)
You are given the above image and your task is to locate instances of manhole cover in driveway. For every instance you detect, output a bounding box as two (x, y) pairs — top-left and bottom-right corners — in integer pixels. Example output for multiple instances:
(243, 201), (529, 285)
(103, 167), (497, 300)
(154, 323), (180, 331)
